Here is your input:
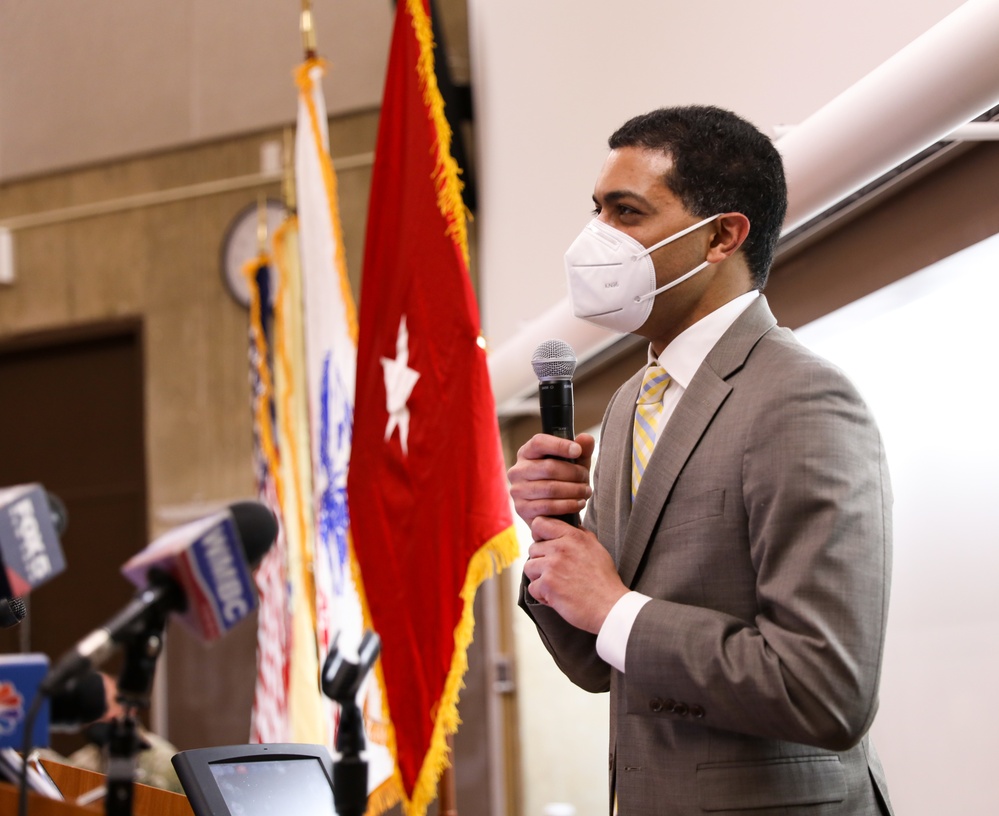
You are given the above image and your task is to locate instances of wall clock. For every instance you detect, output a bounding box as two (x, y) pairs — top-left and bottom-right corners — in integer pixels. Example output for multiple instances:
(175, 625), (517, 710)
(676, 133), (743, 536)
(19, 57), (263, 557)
(220, 198), (286, 308)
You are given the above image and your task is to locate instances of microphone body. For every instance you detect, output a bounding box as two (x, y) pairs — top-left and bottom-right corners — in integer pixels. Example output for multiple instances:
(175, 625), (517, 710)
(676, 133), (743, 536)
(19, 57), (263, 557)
(42, 501), (277, 696)
(538, 379), (575, 441)
(532, 340), (581, 527)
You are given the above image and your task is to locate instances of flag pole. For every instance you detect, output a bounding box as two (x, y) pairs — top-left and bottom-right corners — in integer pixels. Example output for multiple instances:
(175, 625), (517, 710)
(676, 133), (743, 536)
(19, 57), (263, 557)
(282, 128), (296, 212)
(438, 735), (458, 816)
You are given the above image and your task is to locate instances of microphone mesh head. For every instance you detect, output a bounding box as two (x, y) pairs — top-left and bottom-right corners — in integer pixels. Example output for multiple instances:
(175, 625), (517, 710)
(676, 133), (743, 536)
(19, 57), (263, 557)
(229, 501), (279, 566)
(0, 596), (27, 628)
(532, 339), (577, 381)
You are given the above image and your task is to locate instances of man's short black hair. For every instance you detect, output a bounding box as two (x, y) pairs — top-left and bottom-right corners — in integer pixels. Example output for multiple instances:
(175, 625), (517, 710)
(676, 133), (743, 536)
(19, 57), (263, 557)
(608, 106), (787, 288)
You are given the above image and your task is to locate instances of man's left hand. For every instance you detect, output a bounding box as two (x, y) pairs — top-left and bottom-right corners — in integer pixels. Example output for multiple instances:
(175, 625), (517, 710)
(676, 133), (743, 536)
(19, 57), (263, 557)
(524, 517), (628, 634)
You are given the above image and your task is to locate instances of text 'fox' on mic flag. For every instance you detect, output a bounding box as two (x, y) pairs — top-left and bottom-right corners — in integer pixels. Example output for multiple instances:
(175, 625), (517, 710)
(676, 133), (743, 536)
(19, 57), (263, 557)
(348, 1), (519, 814)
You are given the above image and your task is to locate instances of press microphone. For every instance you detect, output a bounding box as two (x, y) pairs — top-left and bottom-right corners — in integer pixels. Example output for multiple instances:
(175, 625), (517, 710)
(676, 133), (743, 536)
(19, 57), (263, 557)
(0, 597), (27, 629)
(41, 500), (278, 696)
(532, 339), (580, 526)
(49, 669), (107, 732)
(0, 485), (68, 619)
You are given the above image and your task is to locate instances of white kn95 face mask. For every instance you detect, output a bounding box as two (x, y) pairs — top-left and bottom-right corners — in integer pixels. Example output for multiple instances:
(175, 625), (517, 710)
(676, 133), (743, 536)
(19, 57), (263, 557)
(564, 213), (720, 334)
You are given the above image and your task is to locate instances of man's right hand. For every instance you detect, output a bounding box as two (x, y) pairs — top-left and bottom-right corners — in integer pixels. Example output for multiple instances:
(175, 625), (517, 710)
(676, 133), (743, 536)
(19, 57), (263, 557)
(508, 432), (595, 525)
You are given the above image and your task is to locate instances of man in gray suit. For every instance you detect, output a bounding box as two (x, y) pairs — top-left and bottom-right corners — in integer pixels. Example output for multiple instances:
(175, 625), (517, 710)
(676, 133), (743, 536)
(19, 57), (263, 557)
(509, 106), (894, 814)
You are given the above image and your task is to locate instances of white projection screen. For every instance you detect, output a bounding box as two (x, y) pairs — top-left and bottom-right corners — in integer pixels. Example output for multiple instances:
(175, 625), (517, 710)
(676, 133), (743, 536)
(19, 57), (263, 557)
(796, 230), (999, 814)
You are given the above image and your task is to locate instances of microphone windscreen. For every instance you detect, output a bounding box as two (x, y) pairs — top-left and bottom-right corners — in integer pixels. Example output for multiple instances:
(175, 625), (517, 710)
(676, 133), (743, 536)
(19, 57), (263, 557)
(50, 669), (107, 730)
(532, 339), (577, 381)
(228, 501), (278, 566)
(0, 596), (26, 628)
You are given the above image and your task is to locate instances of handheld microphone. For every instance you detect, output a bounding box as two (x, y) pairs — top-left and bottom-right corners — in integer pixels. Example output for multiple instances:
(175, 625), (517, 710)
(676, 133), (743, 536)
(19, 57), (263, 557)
(531, 339), (580, 526)
(0, 484), (68, 606)
(41, 501), (278, 696)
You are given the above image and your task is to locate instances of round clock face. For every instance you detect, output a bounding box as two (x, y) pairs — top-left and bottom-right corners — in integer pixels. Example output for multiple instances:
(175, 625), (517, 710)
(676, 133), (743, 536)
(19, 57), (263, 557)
(221, 199), (287, 308)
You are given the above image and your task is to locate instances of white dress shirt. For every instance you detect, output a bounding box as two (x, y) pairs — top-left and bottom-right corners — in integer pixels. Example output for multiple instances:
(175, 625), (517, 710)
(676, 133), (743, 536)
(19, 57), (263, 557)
(595, 290), (759, 672)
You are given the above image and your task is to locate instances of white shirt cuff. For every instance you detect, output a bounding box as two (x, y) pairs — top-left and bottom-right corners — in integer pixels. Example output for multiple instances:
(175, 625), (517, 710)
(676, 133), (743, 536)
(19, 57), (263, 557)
(595, 591), (652, 673)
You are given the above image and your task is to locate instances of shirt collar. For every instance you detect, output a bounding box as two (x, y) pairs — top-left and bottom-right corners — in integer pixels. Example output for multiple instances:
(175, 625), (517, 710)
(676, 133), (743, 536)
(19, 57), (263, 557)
(650, 290), (759, 389)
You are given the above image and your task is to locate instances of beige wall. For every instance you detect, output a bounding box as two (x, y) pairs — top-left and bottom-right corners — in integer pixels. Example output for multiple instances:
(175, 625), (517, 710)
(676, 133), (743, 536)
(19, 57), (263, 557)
(0, 0), (392, 180)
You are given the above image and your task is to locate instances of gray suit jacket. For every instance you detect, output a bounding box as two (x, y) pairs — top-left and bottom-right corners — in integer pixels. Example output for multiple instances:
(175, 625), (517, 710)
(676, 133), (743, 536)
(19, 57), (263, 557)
(521, 296), (894, 814)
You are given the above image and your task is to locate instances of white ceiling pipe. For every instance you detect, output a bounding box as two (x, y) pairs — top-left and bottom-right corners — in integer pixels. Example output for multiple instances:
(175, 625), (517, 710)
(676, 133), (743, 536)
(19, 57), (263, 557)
(487, 0), (999, 410)
(775, 121), (999, 143)
(489, 297), (618, 417)
(779, 0), (999, 233)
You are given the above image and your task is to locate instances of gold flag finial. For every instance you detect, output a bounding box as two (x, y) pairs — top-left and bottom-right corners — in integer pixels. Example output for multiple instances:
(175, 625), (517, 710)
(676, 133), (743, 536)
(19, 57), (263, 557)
(300, 0), (317, 59)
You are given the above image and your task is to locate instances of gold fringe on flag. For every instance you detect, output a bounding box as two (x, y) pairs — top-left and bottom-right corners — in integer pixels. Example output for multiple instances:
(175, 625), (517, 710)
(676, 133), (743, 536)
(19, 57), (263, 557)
(406, 0), (471, 268)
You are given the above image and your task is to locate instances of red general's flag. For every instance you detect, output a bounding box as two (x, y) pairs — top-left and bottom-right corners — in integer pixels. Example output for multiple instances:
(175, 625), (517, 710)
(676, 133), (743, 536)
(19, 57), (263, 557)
(348, 1), (518, 814)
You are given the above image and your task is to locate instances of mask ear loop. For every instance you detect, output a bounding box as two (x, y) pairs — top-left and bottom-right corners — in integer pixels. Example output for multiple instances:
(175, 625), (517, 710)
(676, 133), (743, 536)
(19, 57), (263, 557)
(633, 213), (721, 261)
(632, 213), (721, 304)
(635, 260), (711, 303)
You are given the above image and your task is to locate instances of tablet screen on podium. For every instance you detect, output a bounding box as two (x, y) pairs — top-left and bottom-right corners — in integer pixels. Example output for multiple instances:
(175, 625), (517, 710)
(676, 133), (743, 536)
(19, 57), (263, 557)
(172, 743), (335, 816)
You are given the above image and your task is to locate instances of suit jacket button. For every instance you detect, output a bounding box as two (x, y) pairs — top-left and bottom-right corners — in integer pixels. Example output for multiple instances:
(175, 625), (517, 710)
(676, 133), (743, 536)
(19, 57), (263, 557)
(649, 698), (664, 712)
(691, 705), (705, 719)
(673, 702), (689, 716)
(663, 698), (676, 713)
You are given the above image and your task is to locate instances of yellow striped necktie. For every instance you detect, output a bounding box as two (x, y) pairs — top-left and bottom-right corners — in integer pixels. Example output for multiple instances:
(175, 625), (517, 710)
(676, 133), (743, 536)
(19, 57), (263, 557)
(632, 364), (671, 500)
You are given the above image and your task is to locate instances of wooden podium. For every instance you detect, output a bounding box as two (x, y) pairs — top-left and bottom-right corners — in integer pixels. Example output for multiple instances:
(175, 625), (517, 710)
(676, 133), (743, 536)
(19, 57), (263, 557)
(0, 759), (193, 816)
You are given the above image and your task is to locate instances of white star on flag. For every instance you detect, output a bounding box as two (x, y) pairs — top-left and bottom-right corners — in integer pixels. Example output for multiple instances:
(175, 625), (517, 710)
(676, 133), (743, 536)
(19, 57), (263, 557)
(380, 315), (421, 455)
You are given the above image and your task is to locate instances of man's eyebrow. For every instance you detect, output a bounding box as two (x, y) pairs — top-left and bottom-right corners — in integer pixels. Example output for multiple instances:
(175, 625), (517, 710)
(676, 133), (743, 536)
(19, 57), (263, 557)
(593, 190), (654, 208)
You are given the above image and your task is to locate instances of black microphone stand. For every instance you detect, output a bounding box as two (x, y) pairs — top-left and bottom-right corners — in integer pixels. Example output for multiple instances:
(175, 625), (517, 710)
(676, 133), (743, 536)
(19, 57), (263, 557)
(104, 574), (174, 816)
(321, 631), (381, 816)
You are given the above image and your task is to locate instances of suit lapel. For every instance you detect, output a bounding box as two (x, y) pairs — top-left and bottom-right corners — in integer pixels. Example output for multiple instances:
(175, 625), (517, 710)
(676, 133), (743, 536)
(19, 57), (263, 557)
(615, 296), (778, 589)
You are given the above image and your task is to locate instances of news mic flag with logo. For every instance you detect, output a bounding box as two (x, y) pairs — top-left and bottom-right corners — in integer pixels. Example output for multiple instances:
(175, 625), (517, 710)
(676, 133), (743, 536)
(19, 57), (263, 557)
(0, 654), (49, 750)
(0, 484), (66, 600)
(349, 2), (519, 813)
(120, 509), (258, 640)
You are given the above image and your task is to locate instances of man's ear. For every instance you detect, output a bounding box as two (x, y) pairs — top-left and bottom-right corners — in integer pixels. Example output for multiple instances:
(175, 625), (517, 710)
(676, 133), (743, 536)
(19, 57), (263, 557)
(706, 213), (750, 263)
